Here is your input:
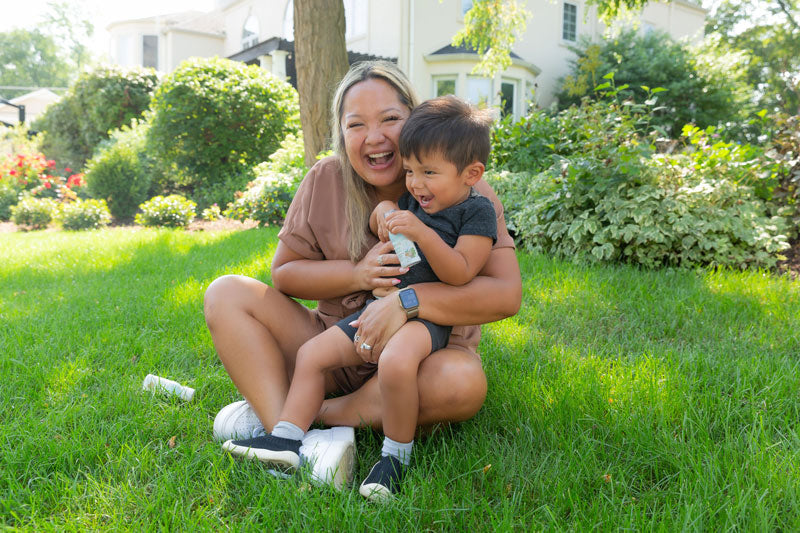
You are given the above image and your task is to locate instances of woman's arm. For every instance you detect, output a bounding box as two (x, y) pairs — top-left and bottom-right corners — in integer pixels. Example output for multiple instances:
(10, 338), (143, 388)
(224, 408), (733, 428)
(271, 240), (406, 300)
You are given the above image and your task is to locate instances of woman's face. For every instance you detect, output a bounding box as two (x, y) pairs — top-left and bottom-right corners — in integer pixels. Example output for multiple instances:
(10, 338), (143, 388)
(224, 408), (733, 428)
(341, 78), (410, 190)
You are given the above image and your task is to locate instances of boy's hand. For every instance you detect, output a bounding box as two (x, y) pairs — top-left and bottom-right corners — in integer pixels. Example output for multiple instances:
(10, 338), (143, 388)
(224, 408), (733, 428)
(372, 201), (399, 242)
(384, 209), (430, 242)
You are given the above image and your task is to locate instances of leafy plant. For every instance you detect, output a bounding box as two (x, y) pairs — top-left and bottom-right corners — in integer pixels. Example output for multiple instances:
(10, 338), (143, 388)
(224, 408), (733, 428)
(58, 198), (112, 230)
(35, 66), (158, 172)
(224, 134), (308, 226)
(0, 182), (19, 221)
(556, 29), (753, 137)
(147, 57), (300, 210)
(85, 120), (154, 221)
(201, 204), (222, 221)
(135, 194), (196, 228)
(10, 197), (58, 230)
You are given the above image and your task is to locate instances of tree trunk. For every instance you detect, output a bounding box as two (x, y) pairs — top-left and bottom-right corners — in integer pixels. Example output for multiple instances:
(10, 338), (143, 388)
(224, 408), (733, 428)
(294, 0), (350, 167)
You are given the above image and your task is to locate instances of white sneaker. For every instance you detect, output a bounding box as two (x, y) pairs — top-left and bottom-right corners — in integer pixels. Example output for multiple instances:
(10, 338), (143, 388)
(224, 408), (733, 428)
(213, 400), (264, 442)
(300, 426), (356, 490)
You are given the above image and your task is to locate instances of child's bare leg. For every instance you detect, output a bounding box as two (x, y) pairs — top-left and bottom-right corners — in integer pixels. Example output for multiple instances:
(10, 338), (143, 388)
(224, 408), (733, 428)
(378, 321), (432, 443)
(279, 327), (364, 433)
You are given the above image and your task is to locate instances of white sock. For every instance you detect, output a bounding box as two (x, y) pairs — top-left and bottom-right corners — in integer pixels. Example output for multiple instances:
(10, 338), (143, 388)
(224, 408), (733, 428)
(271, 420), (304, 442)
(382, 436), (413, 465)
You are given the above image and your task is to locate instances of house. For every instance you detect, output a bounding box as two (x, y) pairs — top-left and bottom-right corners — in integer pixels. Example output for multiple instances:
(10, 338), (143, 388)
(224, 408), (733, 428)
(0, 89), (61, 127)
(107, 0), (706, 118)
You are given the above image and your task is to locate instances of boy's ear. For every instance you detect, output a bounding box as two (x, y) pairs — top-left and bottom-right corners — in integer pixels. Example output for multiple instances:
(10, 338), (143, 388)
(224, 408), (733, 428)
(462, 161), (485, 185)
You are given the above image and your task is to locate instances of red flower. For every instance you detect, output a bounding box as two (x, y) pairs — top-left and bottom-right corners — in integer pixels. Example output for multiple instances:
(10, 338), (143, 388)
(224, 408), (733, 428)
(17, 161), (23, 167)
(47, 160), (56, 168)
(9, 170), (16, 176)
(44, 182), (52, 188)
(65, 167), (71, 172)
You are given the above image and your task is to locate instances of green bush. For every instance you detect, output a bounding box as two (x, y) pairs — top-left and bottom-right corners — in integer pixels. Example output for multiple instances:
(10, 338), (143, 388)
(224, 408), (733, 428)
(224, 133), (307, 226)
(35, 66), (158, 172)
(58, 198), (112, 230)
(486, 99), (790, 269)
(556, 29), (752, 137)
(10, 197), (57, 229)
(0, 181), (19, 221)
(85, 120), (154, 221)
(135, 194), (196, 228)
(147, 57), (300, 210)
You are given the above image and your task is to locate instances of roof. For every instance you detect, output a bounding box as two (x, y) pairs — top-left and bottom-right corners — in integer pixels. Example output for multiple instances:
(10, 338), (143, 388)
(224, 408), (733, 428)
(107, 10), (225, 37)
(429, 43), (523, 60)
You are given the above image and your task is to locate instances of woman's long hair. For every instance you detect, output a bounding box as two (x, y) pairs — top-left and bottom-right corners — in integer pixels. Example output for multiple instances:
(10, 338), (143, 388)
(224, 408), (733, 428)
(330, 61), (419, 262)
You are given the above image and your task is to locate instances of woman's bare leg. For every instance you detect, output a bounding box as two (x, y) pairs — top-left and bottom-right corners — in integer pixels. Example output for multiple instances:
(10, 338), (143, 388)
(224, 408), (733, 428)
(204, 275), (333, 431)
(318, 346), (487, 430)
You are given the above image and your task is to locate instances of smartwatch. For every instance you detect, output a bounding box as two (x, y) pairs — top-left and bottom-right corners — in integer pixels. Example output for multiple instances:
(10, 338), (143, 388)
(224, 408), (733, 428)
(398, 288), (419, 319)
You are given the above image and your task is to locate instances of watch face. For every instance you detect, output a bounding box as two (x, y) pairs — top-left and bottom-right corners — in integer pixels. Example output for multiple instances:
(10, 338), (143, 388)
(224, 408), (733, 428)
(399, 289), (418, 309)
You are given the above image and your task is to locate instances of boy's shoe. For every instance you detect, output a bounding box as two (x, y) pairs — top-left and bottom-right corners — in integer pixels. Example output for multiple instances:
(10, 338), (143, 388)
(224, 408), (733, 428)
(222, 434), (302, 470)
(300, 426), (356, 490)
(358, 455), (406, 501)
(213, 400), (264, 442)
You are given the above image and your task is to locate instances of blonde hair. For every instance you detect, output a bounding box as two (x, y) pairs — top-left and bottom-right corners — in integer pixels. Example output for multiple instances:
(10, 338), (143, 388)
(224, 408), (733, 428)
(330, 61), (419, 261)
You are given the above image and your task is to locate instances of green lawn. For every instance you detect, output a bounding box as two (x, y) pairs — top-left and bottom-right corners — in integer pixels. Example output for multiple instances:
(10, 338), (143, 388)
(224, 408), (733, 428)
(2, 227), (799, 530)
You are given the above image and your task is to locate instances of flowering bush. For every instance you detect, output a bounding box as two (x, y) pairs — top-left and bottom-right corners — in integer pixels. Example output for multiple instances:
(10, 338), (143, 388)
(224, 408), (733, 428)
(135, 194), (196, 228)
(10, 198), (58, 230)
(201, 203), (222, 221)
(59, 199), (112, 230)
(0, 152), (50, 191)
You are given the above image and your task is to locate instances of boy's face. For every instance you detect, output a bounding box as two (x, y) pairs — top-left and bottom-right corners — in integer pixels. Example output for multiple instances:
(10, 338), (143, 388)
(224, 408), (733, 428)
(403, 152), (475, 214)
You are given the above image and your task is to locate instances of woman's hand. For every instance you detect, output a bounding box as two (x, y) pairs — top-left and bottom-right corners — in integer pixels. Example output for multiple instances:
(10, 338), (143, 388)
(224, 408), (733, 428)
(372, 201), (399, 242)
(351, 293), (408, 361)
(353, 240), (407, 292)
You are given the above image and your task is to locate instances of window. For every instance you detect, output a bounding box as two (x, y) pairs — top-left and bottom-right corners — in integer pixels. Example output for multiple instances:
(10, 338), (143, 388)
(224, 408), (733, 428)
(466, 76), (491, 107)
(500, 79), (516, 117)
(434, 76), (456, 97)
(142, 35), (158, 69)
(242, 15), (259, 49)
(461, 0), (473, 16)
(562, 2), (577, 42)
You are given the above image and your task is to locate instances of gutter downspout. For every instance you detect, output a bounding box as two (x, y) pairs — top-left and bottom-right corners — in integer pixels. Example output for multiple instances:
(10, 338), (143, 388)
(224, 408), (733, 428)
(409, 0), (414, 84)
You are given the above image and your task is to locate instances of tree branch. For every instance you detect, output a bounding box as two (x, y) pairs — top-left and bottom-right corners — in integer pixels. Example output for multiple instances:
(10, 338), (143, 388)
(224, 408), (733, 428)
(776, 0), (800, 31)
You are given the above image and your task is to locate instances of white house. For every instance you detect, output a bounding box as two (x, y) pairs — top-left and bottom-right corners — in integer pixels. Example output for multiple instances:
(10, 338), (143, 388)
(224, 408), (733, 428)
(107, 0), (706, 117)
(0, 89), (61, 126)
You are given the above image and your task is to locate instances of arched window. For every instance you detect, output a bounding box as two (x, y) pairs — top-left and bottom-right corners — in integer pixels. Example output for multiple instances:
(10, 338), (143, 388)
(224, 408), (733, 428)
(242, 14), (259, 49)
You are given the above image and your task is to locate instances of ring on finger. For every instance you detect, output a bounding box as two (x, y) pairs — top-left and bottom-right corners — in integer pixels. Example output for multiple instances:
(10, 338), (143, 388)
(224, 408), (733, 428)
(360, 342), (372, 351)
(377, 254), (384, 266)
(354, 334), (361, 343)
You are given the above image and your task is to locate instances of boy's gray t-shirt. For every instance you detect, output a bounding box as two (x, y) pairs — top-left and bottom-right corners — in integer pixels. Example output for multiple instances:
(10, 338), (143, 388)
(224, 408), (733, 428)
(395, 189), (497, 288)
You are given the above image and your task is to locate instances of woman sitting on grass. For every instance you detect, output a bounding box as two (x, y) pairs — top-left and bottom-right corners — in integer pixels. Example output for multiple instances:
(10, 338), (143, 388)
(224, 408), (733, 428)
(204, 60), (521, 492)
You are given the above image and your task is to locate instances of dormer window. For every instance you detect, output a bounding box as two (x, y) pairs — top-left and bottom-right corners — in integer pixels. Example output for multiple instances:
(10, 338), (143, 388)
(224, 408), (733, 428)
(242, 15), (259, 49)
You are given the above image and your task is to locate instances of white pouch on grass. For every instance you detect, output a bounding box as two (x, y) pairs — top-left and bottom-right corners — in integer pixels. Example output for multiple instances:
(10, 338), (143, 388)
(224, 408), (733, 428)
(142, 374), (195, 401)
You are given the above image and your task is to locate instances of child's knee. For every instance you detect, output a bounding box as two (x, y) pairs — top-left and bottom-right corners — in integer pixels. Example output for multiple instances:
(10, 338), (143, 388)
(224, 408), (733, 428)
(378, 350), (417, 383)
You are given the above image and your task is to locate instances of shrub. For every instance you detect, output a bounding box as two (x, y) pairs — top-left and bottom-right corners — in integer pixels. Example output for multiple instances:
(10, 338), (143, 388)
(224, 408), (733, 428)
(11, 197), (57, 229)
(35, 66), (158, 172)
(201, 204), (222, 221)
(556, 29), (752, 137)
(135, 194), (196, 228)
(225, 133), (308, 226)
(85, 120), (154, 221)
(58, 198), (112, 230)
(147, 57), (300, 209)
(486, 99), (790, 269)
(0, 182), (19, 221)
(0, 124), (42, 157)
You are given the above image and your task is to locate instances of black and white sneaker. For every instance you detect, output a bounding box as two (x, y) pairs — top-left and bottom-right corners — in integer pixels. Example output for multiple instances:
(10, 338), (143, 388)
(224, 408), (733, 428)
(222, 434), (302, 470)
(358, 455), (406, 501)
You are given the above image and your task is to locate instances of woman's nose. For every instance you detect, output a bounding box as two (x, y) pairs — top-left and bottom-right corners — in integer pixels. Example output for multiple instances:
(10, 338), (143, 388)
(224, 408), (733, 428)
(365, 125), (385, 144)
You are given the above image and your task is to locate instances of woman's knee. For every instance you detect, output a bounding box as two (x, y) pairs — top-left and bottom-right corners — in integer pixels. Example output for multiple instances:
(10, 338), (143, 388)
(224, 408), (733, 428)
(419, 351), (487, 421)
(204, 274), (244, 321)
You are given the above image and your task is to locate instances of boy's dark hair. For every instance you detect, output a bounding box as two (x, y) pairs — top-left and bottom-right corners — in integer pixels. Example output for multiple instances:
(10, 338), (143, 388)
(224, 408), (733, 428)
(399, 95), (493, 172)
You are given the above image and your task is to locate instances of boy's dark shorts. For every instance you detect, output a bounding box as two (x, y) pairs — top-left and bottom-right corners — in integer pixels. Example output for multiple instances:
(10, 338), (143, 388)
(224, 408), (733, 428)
(333, 299), (452, 379)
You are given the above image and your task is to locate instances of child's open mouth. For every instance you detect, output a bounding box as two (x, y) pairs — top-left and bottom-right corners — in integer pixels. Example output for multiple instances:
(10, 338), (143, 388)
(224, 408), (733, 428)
(417, 195), (433, 208)
(366, 151), (394, 168)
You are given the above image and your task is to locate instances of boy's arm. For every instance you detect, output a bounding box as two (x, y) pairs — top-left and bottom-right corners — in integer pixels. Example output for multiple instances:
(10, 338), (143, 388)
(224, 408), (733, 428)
(369, 200), (399, 242)
(384, 210), (492, 286)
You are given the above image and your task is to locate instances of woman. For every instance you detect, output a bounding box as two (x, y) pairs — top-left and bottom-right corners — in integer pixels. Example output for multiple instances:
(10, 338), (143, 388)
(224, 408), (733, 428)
(205, 61), (521, 487)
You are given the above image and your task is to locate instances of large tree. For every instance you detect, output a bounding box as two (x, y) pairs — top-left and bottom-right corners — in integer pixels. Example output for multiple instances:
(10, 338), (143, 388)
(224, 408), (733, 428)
(0, 30), (71, 99)
(705, 0), (800, 115)
(293, 0), (349, 167)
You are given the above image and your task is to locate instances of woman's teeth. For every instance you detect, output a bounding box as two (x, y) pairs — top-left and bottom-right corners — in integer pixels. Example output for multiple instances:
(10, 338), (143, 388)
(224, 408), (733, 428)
(367, 152), (392, 165)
